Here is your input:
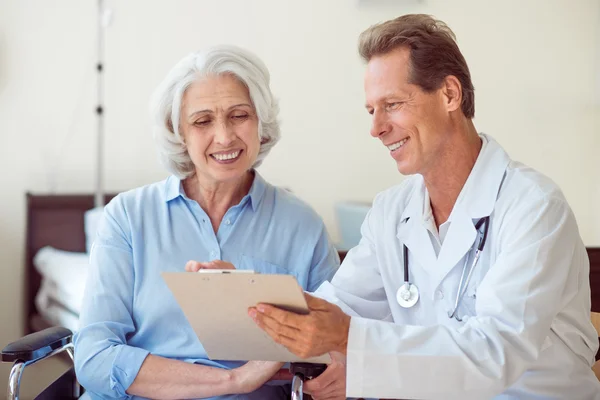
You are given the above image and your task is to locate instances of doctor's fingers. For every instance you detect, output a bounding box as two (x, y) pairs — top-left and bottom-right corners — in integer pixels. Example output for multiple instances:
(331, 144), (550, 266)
(255, 303), (307, 329)
(250, 309), (302, 339)
(306, 379), (346, 400)
(309, 385), (346, 400)
(251, 312), (322, 358)
(303, 359), (346, 395)
(304, 292), (336, 311)
(254, 319), (309, 357)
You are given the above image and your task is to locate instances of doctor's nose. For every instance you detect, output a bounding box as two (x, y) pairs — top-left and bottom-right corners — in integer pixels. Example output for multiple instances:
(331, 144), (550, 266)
(370, 111), (391, 138)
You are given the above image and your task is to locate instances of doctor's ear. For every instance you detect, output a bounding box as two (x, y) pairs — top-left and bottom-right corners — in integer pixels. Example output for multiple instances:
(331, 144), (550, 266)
(441, 75), (462, 114)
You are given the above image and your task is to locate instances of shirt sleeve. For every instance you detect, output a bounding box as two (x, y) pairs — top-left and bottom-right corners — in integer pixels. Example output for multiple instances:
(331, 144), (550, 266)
(345, 196), (584, 399)
(314, 202), (392, 321)
(73, 197), (149, 399)
(306, 223), (341, 293)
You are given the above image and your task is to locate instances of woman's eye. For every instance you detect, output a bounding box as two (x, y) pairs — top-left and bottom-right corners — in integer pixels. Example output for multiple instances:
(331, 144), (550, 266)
(232, 114), (248, 120)
(195, 120), (211, 126)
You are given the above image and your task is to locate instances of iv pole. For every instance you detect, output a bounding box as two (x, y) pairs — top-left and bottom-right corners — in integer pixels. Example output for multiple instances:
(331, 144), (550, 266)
(94, 0), (106, 208)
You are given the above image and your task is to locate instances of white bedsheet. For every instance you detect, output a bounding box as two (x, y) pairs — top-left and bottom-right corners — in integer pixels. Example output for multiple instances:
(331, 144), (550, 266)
(33, 246), (90, 318)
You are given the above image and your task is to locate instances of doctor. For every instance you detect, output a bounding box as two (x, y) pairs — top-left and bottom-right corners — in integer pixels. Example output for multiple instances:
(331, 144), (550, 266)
(249, 14), (600, 400)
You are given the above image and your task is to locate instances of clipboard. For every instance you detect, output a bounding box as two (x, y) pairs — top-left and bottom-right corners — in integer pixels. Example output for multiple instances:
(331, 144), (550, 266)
(162, 270), (331, 364)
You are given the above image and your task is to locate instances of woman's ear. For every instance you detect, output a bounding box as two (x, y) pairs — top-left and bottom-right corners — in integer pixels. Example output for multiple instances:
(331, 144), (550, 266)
(442, 75), (462, 113)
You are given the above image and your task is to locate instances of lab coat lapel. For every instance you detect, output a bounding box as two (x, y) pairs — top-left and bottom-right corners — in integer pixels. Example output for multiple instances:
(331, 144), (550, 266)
(394, 135), (510, 287)
(396, 181), (437, 276)
(458, 134), (511, 219)
(397, 217), (437, 276)
(432, 134), (510, 287)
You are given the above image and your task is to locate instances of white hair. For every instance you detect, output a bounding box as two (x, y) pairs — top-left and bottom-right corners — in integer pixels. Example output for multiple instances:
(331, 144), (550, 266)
(149, 45), (281, 179)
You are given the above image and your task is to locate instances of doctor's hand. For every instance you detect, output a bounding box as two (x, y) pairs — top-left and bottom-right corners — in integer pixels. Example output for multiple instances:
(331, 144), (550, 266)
(303, 351), (347, 400)
(231, 361), (285, 394)
(185, 259), (236, 272)
(248, 293), (351, 359)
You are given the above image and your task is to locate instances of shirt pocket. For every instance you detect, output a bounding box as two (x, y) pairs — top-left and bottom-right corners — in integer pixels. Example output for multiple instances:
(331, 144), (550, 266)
(239, 254), (301, 284)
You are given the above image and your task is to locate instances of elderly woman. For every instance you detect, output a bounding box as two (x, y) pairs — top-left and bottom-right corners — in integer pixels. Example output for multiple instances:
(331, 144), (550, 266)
(73, 45), (339, 400)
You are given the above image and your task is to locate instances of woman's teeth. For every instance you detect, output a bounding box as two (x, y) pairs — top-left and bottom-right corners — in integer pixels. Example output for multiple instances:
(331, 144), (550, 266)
(212, 151), (240, 161)
(387, 138), (408, 151)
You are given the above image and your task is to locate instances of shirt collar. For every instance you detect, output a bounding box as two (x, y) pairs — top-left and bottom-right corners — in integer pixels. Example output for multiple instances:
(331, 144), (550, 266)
(245, 171), (267, 212)
(452, 133), (510, 219)
(163, 170), (267, 212)
(400, 133), (510, 222)
(400, 175), (426, 222)
(164, 175), (184, 202)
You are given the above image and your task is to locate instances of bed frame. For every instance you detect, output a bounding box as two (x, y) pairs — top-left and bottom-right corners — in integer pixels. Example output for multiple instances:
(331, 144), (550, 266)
(23, 193), (116, 334)
(22, 192), (600, 336)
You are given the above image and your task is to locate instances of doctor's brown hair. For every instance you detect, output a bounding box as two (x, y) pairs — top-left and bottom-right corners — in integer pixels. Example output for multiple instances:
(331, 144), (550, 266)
(359, 14), (475, 119)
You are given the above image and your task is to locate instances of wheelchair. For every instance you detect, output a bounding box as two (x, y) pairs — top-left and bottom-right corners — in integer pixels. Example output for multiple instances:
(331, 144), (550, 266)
(2, 327), (326, 400)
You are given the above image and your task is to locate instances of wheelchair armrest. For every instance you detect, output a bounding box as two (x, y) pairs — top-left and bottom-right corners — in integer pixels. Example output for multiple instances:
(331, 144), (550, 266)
(289, 363), (327, 380)
(1, 327), (73, 363)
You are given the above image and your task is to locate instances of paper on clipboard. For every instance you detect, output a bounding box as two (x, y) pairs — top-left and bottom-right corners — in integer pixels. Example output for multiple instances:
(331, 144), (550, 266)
(162, 271), (331, 364)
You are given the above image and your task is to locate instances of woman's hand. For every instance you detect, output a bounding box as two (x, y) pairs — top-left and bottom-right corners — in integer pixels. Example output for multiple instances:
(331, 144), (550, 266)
(231, 361), (285, 394)
(185, 260), (236, 272)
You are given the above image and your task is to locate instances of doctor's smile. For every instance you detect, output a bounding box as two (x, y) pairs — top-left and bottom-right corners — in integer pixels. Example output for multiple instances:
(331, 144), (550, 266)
(386, 137), (409, 154)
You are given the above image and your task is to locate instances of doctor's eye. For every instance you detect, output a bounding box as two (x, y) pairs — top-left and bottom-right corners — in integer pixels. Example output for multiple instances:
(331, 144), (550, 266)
(386, 102), (403, 111)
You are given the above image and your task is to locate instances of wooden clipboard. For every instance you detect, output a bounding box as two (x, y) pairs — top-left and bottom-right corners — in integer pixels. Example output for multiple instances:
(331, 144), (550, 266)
(162, 270), (331, 364)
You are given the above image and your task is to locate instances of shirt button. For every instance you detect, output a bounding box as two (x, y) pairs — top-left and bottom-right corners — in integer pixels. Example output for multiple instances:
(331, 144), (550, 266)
(436, 290), (444, 300)
(226, 219), (231, 225)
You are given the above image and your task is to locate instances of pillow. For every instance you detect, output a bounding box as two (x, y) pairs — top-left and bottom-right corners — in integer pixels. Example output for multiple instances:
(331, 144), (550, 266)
(33, 246), (90, 302)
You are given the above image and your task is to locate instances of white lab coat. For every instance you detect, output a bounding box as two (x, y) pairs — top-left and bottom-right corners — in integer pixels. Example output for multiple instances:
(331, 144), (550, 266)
(317, 134), (600, 399)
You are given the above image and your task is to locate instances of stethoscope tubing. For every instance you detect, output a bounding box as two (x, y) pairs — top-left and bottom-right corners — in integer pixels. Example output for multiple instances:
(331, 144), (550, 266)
(401, 216), (490, 321)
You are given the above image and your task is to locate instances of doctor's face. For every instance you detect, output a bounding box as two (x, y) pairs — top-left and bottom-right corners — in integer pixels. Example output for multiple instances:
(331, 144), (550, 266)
(179, 73), (261, 185)
(364, 47), (452, 176)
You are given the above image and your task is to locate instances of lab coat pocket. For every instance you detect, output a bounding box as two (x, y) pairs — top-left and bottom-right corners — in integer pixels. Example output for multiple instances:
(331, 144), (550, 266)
(460, 287), (479, 318)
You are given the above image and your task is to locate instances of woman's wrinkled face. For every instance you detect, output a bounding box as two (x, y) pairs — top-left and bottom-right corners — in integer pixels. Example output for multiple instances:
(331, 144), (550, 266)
(180, 73), (260, 184)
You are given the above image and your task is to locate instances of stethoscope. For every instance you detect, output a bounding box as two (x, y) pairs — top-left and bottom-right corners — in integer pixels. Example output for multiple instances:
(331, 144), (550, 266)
(396, 216), (490, 322)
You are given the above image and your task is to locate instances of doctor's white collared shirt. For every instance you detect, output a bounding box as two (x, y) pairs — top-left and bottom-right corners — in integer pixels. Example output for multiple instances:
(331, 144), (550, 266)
(317, 134), (600, 399)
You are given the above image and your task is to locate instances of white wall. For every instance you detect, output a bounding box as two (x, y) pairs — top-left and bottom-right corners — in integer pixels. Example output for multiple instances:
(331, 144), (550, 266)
(0, 0), (599, 385)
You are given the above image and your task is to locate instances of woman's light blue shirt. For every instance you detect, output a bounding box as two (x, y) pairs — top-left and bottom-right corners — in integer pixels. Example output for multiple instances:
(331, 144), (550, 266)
(73, 172), (340, 399)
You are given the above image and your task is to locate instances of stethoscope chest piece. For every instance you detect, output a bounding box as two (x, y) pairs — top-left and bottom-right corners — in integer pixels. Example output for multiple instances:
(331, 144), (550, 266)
(396, 282), (419, 308)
